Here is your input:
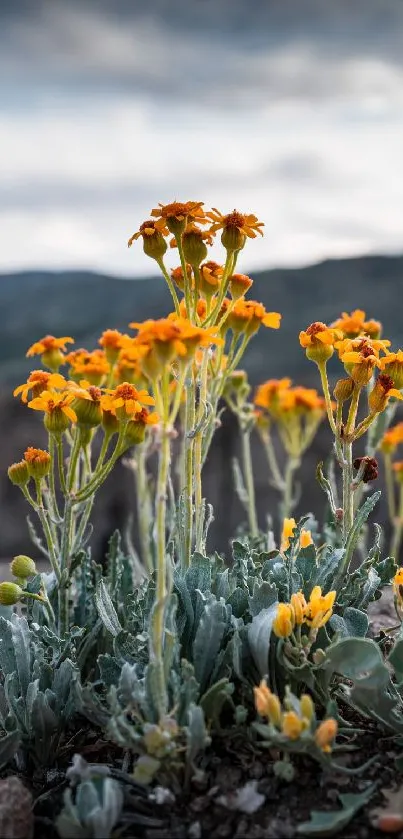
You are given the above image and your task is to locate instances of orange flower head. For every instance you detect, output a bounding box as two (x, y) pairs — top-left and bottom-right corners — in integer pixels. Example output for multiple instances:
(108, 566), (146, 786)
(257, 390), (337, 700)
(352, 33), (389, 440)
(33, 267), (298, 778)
(368, 374), (403, 414)
(181, 224), (211, 267)
(290, 591), (307, 625)
(123, 407), (159, 446)
(380, 422), (403, 454)
(299, 322), (341, 364)
(393, 461), (403, 485)
(278, 386), (327, 417)
(273, 602), (295, 638)
(254, 680), (282, 726)
(228, 273), (253, 300)
(24, 446), (51, 479)
(379, 350), (403, 390)
(66, 349), (110, 385)
(128, 219), (168, 261)
(13, 371), (66, 403)
(178, 298), (208, 322)
(281, 517), (297, 551)
(315, 719), (338, 753)
(26, 335), (74, 371)
(393, 567), (403, 602)
(337, 336), (390, 386)
(101, 382), (155, 420)
(99, 329), (128, 364)
(331, 309), (381, 339)
(8, 460), (30, 487)
(282, 711), (304, 741)
(171, 264), (193, 292)
(228, 300), (281, 336)
(207, 208), (264, 252)
(254, 378), (292, 413)
(131, 316), (220, 376)
(151, 200), (206, 237)
(305, 586), (335, 629)
(300, 529), (313, 549)
(69, 381), (103, 427)
(28, 389), (77, 433)
(114, 347), (146, 385)
(199, 261), (224, 297)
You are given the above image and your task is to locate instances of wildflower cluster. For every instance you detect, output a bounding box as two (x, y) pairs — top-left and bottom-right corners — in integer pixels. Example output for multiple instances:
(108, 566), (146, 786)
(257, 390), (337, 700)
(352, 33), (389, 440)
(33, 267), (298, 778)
(254, 682), (338, 754)
(273, 586), (336, 658)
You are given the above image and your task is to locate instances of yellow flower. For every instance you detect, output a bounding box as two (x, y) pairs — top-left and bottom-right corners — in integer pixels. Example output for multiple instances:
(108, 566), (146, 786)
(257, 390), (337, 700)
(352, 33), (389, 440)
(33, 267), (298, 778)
(66, 349), (110, 386)
(99, 330), (128, 364)
(228, 273), (254, 300)
(379, 351), (403, 390)
(300, 694), (315, 722)
(290, 591), (307, 625)
(254, 378), (292, 412)
(253, 680), (282, 727)
(299, 322), (342, 364)
(101, 383), (155, 420)
(331, 310), (381, 339)
(13, 371), (66, 403)
(123, 407), (160, 446)
(336, 336), (390, 386)
(305, 586), (336, 629)
(26, 335), (74, 371)
(171, 263), (193, 292)
(69, 382), (103, 427)
(207, 208), (264, 251)
(281, 517), (296, 551)
(393, 568), (403, 604)
(28, 390), (77, 432)
(314, 718), (338, 753)
(282, 711), (304, 740)
(368, 374), (403, 414)
(273, 603), (295, 638)
(300, 529), (313, 549)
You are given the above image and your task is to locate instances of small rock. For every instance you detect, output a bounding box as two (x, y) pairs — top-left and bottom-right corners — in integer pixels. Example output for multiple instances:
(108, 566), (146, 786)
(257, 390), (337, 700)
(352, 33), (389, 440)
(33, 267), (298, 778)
(0, 776), (33, 839)
(188, 821), (202, 839)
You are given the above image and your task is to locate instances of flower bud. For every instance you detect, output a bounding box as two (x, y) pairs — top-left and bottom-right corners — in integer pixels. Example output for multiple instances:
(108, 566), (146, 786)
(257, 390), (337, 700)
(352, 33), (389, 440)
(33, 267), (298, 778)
(24, 447), (51, 479)
(314, 718), (338, 752)
(228, 273), (253, 300)
(333, 377), (354, 403)
(182, 227), (208, 268)
(221, 225), (246, 253)
(71, 392), (103, 428)
(10, 555), (37, 579)
(273, 603), (295, 638)
(290, 592), (306, 625)
(44, 408), (71, 434)
(0, 582), (23, 606)
(123, 418), (147, 446)
(41, 348), (65, 371)
(143, 230), (167, 261)
(300, 694), (315, 722)
(282, 711), (303, 740)
(8, 460), (30, 487)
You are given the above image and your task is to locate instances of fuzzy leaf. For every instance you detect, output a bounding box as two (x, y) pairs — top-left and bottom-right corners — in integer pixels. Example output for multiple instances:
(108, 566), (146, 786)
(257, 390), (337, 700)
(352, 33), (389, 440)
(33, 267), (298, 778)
(227, 587), (249, 618)
(192, 598), (229, 690)
(248, 602), (278, 679)
(185, 553), (211, 601)
(297, 785), (376, 836)
(329, 608), (369, 639)
(248, 581), (277, 617)
(95, 580), (122, 638)
(323, 637), (390, 690)
(186, 703), (210, 765)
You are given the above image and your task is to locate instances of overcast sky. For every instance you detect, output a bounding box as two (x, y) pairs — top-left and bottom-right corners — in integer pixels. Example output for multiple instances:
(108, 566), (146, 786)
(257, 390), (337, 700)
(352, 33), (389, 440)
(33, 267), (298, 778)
(2, 0), (403, 277)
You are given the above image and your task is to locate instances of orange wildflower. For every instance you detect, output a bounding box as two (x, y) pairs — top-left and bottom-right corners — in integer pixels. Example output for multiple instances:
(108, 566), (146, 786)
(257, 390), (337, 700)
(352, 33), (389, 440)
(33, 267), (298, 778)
(66, 349), (110, 385)
(99, 330), (128, 364)
(28, 389), (77, 432)
(299, 323), (342, 364)
(101, 382), (155, 419)
(128, 219), (168, 260)
(379, 350), (403, 390)
(199, 261), (223, 296)
(314, 719), (338, 753)
(171, 264), (193, 291)
(368, 374), (403, 414)
(14, 371), (66, 403)
(331, 309), (381, 339)
(24, 447), (51, 479)
(380, 423), (403, 454)
(254, 378), (292, 412)
(337, 337), (391, 386)
(228, 273), (253, 300)
(207, 208), (264, 251)
(392, 462), (403, 484)
(228, 300), (281, 335)
(26, 335), (74, 357)
(151, 201), (206, 236)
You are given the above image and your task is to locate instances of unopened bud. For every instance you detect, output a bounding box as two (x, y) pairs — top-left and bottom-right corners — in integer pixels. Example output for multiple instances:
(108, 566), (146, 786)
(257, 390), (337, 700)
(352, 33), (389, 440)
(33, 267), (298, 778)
(10, 555), (37, 579)
(8, 460), (30, 487)
(0, 582), (23, 606)
(333, 377), (354, 403)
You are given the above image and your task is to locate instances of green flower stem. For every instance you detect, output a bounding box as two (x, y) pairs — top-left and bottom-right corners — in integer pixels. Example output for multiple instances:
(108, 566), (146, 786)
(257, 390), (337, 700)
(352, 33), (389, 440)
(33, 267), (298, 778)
(317, 362), (336, 434)
(182, 370), (196, 567)
(258, 425), (285, 490)
(74, 428), (126, 502)
(135, 442), (154, 575)
(23, 486), (61, 583)
(227, 333), (250, 376)
(71, 498), (94, 554)
(48, 435), (61, 519)
(194, 347), (210, 552)
(152, 407), (171, 716)
(391, 483), (403, 561)
(384, 452), (396, 522)
(340, 385), (361, 540)
(55, 435), (67, 496)
(241, 426), (258, 538)
(168, 364), (188, 425)
(281, 456), (300, 519)
(67, 428), (82, 492)
(156, 257), (180, 315)
(58, 498), (73, 636)
(204, 251), (234, 326)
(176, 238), (193, 319)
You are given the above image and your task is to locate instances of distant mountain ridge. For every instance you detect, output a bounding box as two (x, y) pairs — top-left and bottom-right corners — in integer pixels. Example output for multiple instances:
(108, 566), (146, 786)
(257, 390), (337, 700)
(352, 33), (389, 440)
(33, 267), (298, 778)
(0, 253), (402, 387)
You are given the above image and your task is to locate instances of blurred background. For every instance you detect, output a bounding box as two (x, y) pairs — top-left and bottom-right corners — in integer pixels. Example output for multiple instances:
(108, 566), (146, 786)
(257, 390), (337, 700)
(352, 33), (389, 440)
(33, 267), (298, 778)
(1, 0), (403, 560)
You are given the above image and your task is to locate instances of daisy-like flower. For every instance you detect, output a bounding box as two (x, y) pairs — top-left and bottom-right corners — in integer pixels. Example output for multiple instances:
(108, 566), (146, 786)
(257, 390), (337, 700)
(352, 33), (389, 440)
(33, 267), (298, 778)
(272, 603), (295, 638)
(379, 350), (403, 390)
(227, 300), (281, 336)
(180, 224), (213, 267)
(380, 423), (403, 454)
(130, 316), (221, 376)
(66, 349), (110, 386)
(228, 273), (253, 300)
(171, 264), (193, 292)
(254, 378), (292, 412)
(68, 381), (103, 427)
(299, 322), (342, 364)
(28, 390), (77, 433)
(278, 386), (327, 417)
(337, 336), (391, 386)
(368, 374), (403, 414)
(128, 219), (168, 261)
(26, 335), (74, 371)
(207, 208), (264, 252)
(199, 261), (223, 296)
(101, 382), (155, 420)
(13, 371), (66, 403)
(151, 201), (206, 237)
(123, 407), (160, 446)
(99, 329), (128, 365)
(331, 309), (381, 339)
(281, 517), (297, 551)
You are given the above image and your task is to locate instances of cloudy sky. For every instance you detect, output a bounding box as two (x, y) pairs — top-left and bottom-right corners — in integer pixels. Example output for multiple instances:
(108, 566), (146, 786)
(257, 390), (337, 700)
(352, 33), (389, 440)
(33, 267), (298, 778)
(2, 0), (403, 277)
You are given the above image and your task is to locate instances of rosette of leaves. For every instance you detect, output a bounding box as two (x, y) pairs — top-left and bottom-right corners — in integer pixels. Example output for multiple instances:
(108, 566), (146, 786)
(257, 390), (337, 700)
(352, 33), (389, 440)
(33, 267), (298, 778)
(0, 613), (79, 769)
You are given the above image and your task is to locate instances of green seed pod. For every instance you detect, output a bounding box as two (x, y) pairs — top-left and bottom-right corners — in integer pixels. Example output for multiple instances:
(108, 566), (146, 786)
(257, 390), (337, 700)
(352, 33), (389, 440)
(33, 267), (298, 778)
(10, 555), (37, 579)
(0, 582), (23, 606)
